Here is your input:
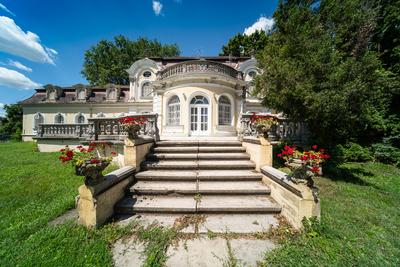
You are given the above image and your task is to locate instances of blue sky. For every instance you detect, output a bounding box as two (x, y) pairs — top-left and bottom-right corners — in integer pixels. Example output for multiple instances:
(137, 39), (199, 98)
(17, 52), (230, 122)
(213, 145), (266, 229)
(0, 0), (278, 115)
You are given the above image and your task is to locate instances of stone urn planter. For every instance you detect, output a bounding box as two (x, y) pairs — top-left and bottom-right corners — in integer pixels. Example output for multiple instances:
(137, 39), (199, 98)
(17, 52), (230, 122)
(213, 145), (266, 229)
(75, 160), (110, 186)
(127, 124), (141, 139)
(255, 124), (272, 138)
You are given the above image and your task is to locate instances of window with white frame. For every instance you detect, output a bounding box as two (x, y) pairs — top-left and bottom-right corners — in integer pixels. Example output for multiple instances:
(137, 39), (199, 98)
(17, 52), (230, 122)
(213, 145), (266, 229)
(54, 113), (64, 124)
(167, 95), (180, 126)
(75, 113), (85, 124)
(77, 89), (86, 100)
(218, 96), (231, 125)
(107, 89), (116, 99)
(141, 82), (152, 98)
(33, 113), (44, 131)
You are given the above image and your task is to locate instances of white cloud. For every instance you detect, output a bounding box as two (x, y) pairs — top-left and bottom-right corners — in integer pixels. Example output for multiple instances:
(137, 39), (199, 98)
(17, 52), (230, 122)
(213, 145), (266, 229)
(152, 1), (162, 16)
(0, 16), (57, 64)
(244, 16), (274, 36)
(0, 102), (4, 117)
(0, 67), (41, 89)
(0, 3), (15, 16)
(7, 60), (32, 72)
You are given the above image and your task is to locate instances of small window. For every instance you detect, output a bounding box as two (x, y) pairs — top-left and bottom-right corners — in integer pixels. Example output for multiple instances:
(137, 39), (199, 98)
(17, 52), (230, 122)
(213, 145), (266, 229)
(33, 113), (44, 131)
(143, 71), (152, 78)
(75, 113), (85, 124)
(218, 96), (231, 125)
(77, 89), (86, 100)
(48, 90), (56, 100)
(54, 113), (64, 124)
(141, 82), (152, 98)
(107, 89), (116, 99)
(248, 71), (257, 78)
(167, 96), (180, 126)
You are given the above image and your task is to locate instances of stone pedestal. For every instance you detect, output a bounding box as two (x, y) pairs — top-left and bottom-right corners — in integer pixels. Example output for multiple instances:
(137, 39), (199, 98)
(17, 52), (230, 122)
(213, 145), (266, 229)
(241, 136), (273, 171)
(124, 137), (154, 170)
(77, 166), (135, 227)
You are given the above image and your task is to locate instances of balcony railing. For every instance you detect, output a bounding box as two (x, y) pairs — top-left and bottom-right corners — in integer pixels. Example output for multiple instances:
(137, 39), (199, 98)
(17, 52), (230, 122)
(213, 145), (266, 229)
(36, 114), (160, 141)
(158, 60), (243, 80)
(239, 113), (308, 144)
(88, 114), (159, 141)
(36, 124), (91, 138)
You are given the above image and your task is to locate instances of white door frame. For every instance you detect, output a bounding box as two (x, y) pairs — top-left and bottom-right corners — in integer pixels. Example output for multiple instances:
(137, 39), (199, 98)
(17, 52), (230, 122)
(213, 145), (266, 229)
(189, 96), (210, 136)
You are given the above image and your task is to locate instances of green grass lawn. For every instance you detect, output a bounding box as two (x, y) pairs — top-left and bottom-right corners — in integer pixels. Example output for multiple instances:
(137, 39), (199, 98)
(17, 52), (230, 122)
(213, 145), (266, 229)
(0, 142), (125, 267)
(262, 162), (400, 266)
(1, 142), (399, 266)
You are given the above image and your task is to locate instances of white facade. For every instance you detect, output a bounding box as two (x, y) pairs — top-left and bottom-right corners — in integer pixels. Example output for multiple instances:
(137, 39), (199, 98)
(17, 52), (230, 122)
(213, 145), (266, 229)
(21, 56), (271, 140)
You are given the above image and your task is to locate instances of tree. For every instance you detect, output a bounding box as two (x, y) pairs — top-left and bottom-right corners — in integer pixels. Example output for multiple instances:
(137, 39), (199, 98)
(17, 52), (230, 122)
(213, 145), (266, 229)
(254, 0), (399, 146)
(82, 36), (180, 86)
(220, 30), (270, 57)
(0, 104), (23, 140)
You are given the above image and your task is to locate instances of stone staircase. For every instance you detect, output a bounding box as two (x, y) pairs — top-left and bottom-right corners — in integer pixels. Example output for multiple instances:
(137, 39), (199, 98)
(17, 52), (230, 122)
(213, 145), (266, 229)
(115, 140), (281, 215)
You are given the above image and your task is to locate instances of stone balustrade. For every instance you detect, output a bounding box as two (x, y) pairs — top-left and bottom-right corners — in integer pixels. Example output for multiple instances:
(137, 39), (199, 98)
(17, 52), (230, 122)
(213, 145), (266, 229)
(88, 114), (159, 141)
(158, 60), (242, 80)
(239, 113), (308, 144)
(35, 114), (159, 141)
(36, 124), (91, 138)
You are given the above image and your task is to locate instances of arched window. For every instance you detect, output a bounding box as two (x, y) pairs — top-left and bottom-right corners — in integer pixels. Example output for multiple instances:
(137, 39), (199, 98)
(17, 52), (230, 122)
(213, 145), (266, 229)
(75, 113), (85, 124)
(141, 82), (152, 98)
(167, 95), (180, 126)
(54, 113), (64, 124)
(33, 113), (44, 131)
(190, 95), (209, 105)
(218, 96), (231, 125)
(77, 89), (86, 100)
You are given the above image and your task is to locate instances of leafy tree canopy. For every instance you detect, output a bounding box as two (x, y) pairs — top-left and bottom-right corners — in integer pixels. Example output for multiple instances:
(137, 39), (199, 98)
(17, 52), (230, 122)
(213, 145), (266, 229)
(220, 30), (270, 57)
(0, 104), (22, 140)
(82, 36), (180, 86)
(254, 0), (400, 146)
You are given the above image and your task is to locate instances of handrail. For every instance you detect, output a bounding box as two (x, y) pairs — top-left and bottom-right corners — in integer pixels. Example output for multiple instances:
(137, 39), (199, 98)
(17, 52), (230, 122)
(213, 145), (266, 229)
(239, 113), (308, 143)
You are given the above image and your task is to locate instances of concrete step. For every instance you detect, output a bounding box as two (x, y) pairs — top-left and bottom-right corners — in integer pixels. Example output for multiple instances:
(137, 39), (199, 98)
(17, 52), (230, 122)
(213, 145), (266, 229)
(197, 195), (281, 213)
(198, 181), (270, 194)
(115, 195), (281, 214)
(141, 160), (255, 170)
(135, 170), (262, 181)
(147, 153), (250, 160)
(156, 140), (242, 147)
(130, 181), (197, 195)
(130, 181), (270, 195)
(153, 146), (246, 153)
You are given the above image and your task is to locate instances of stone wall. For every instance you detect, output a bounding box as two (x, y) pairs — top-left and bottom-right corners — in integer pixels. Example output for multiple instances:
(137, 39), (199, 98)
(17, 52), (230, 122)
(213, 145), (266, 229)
(77, 166), (135, 227)
(261, 166), (320, 229)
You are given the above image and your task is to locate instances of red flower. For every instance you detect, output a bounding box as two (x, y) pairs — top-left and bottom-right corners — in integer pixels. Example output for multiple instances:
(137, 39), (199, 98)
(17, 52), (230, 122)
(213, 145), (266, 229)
(90, 158), (100, 164)
(111, 152), (117, 156)
(66, 150), (74, 157)
(311, 154), (317, 159)
(89, 142), (96, 147)
(312, 145), (318, 150)
(300, 155), (308, 161)
(77, 145), (82, 149)
(60, 148), (65, 152)
(87, 148), (94, 152)
(277, 153), (282, 157)
(319, 148), (325, 153)
(311, 166), (320, 174)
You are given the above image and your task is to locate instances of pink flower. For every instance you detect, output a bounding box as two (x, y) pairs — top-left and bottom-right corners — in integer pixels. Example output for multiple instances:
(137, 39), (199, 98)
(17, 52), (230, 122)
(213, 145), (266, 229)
(312, 145), (318, 150)
(311, 166), (320, 174)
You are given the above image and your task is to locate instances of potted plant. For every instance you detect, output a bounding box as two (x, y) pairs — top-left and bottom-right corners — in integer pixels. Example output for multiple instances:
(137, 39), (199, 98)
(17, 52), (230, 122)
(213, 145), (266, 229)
(251, 113), (278, 139)
(119, 116), (147, 139)
(59, 143), (117, 186)
(277, 145), (330, 187)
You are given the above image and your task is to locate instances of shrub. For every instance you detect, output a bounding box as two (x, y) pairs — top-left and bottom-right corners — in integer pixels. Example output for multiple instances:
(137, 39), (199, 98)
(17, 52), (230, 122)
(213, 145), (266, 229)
(372, 143), (400, 167)
(336, 142), (374, 162)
